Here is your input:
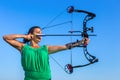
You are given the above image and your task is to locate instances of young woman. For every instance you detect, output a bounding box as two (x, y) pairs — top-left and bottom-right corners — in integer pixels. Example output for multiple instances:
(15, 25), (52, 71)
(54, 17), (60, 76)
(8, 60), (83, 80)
(3, 26), (89, 80)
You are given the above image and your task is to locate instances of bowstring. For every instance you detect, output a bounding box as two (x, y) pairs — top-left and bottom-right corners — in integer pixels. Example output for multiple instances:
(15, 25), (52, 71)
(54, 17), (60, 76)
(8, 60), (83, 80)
(42, 21), (71, 30)
(42, 8), (73, 71)
(42, 10), (66, 30)
(50, 55), (65, 70)
(47, 10), (66, 71)
(70, 13), (73, 66)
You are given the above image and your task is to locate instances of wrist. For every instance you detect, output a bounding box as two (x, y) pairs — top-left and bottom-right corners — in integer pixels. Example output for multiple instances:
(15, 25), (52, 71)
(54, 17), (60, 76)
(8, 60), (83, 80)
(22, 34), (27, 39)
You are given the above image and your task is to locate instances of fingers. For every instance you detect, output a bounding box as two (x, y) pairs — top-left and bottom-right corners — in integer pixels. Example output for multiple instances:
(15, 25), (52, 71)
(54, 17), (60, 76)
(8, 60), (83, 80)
(82, 37), (90, 46)
(85, 38), (90, 45)
(25, 34), (33, 40)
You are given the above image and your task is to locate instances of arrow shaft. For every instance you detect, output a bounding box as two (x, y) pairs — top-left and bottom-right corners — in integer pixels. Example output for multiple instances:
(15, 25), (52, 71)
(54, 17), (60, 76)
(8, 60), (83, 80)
(39, 34), (96, 36)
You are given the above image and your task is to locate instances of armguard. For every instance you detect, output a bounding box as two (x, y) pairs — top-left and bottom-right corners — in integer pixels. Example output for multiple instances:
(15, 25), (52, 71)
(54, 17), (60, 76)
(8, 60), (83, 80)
(65, 40), (84, 49)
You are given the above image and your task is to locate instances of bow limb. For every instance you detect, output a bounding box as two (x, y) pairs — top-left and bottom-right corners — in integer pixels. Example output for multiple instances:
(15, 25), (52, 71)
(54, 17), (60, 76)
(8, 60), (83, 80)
(64, 6), (98, 74)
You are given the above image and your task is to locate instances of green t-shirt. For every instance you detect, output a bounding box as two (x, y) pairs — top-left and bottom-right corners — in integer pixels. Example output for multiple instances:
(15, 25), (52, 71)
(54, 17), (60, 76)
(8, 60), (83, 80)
(21, 45), (51, 80)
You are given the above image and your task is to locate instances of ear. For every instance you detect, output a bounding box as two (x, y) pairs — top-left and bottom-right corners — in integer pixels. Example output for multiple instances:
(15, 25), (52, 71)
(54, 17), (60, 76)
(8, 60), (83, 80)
(29, 33), (34, 39)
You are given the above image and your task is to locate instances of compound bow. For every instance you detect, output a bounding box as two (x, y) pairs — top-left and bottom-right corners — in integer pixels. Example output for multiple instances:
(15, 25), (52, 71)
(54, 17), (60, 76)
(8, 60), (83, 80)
(41, 6), (98, 74)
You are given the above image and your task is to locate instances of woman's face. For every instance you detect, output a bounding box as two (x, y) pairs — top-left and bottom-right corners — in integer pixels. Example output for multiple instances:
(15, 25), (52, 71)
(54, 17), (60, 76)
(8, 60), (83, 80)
(32, 28), (42, 43)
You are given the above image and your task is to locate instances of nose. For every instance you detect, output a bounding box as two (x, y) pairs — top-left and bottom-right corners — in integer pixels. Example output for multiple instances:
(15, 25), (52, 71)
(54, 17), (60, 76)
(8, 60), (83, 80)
(36, 34), (42, 39)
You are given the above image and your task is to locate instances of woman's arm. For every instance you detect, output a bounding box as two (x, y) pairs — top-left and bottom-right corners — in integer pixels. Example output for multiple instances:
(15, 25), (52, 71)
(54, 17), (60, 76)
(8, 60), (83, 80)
(48, 45), (67, 54)
(48, 38), (89, 54)
(3, 34), (28, 51)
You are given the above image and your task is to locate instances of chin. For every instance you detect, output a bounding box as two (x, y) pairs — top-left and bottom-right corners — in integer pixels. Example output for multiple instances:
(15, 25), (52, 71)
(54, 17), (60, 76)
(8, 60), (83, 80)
(37, 39), (41, 42)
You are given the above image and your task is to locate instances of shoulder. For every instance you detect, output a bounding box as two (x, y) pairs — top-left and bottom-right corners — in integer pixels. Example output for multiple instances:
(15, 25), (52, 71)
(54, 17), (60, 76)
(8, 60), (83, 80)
(41, 45), (48, 50)
(20, 44), (28, 52)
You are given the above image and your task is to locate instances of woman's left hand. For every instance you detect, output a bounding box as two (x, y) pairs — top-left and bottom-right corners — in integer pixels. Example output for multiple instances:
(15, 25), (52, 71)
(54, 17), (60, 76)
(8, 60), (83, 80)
(82, 37), (90, 46)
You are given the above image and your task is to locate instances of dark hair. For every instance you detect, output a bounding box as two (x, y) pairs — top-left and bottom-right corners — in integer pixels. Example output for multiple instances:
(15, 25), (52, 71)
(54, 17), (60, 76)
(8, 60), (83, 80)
(23, 26), (41, 43)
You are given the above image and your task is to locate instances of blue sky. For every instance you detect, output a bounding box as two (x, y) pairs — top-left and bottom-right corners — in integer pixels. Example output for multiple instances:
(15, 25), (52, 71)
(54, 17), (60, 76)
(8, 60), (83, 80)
(0, 0), (120, 80)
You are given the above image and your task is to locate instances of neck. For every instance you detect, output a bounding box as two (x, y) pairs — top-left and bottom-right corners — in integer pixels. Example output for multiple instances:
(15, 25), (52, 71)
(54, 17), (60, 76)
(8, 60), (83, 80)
(30, 41), (40, 48)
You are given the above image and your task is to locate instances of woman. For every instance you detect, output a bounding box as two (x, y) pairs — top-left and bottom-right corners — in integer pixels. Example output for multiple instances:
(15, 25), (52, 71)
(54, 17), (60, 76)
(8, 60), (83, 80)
(3, 26), (89, 80)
